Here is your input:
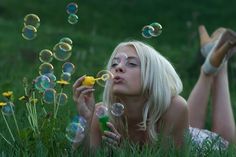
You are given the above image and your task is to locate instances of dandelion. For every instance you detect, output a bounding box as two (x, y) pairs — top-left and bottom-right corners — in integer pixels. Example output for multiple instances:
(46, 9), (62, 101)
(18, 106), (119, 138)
(0, 102), (7, 107)
(2, 91), (13, 99)
(57, 80), (70, 86)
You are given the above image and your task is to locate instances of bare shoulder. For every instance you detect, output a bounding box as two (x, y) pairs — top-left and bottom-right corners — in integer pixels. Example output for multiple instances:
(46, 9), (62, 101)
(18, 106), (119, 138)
(162, 95), (188, 125)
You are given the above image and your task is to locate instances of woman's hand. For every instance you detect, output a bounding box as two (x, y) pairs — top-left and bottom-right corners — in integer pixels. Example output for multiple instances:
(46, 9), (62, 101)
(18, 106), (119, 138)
(102, 122), (122, 148)
(73, 75), (95, 122)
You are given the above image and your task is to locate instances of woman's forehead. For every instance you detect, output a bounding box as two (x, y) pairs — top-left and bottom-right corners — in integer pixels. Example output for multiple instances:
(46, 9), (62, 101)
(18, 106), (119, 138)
(115, 45), (138, 57)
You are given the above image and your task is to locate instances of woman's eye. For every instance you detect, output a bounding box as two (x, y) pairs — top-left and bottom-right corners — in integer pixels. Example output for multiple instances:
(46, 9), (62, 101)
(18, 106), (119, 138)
(111, 63), (118, 67)
(127, 62), (137, 67)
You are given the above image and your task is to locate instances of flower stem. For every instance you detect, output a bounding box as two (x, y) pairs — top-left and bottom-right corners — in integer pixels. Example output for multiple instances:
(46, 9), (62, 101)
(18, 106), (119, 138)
(1, 111), (15, 142)
(54, 87), (64, 119)
(10, 104), (20, 135)
(0, 133), (13, 146)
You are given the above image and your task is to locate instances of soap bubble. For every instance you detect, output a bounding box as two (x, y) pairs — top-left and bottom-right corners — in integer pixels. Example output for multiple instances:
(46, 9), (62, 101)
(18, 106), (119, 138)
(34, 75), (51, 92)
(1, 102), (15, 116)
(65, 122), (85, 143)
(95, 105), (108, 118)
(96, 70), (114, 87)
(62, 62), (75, 74)
(22, 25), (37, 40)
(68, 14), (78, 24)
(43, 88), (56, 104)
(111, 103), (124, 117)
(44, 73), (57, 88)
(141, 25), (154, 38)
(60, 37), (73, 46)
(72, 115), (87, 128)
(53, 42), (72, 61)
(24, 14), (40, 29)
(39, 63), (54, 75)
(57, 93), (68, 105)
(66, 2), (78, 14)
(39, 49), (53, 63)
(60, 72), (71, 82)
(149, 22), (162, 37)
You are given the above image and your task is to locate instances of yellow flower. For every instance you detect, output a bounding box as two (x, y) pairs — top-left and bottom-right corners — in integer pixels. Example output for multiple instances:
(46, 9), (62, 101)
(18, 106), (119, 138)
(0, 102), (7, 107)
(2, 91), (13, 98)
(57, 80), (70, 86)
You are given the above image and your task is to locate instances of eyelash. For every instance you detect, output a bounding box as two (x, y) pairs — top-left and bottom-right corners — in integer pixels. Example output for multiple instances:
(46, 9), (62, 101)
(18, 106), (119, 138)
(111, 62), (137, 68)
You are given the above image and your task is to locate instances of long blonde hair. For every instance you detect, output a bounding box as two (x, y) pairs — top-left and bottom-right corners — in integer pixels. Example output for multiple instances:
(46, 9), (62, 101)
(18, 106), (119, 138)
(103, 41), (183, 142)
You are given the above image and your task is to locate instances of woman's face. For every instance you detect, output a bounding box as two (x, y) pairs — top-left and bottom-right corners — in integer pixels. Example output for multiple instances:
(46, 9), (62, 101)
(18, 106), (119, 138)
(110, 45), (142, 97)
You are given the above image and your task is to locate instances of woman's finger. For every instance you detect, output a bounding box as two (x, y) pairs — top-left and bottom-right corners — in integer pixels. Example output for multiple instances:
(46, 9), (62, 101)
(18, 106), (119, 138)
(106, 122), (120, 135)
(73, 75), (86, 93)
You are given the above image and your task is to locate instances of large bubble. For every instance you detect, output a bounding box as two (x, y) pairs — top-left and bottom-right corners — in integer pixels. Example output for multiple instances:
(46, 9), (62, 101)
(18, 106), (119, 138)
(65, 122), (85, 143)
(34, 75), (51, 92)
(57, 93), (68, 105)
(39, 63), (54, 75)
(111, 103), (124, 117)
(66, 2), (78, 14)
(24, 14), (40, 29)
(72, 115), (87, 128)
(22, 25), (37, 40)
(39, 49), (53, 63)
(141, 25), (154, 38)
(68, 14), (78, 24)
(44, 73), (57, 88)
(62, 62), (75, 74)
(1, 102), (15, 116)
(43, 88), (56, 104)
(53, 42), (72, 61)
(60, 72), (71, 82)
(149, 22), (162, 37)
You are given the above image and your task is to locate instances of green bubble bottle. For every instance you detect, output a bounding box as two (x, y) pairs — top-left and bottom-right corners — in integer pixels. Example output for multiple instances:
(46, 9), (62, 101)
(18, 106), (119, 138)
(95, 105), (109, 131)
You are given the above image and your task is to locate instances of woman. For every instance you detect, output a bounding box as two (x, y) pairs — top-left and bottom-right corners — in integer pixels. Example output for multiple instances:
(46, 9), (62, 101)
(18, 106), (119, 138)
(73, 41), (188, 150)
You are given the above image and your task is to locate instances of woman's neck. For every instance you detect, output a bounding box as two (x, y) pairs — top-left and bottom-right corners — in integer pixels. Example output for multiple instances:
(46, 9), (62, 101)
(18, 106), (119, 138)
(117, 95), (146, 124)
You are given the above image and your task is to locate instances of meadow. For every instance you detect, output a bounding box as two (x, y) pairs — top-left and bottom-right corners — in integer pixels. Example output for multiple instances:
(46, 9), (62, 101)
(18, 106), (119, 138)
(0, 0), (236, 156)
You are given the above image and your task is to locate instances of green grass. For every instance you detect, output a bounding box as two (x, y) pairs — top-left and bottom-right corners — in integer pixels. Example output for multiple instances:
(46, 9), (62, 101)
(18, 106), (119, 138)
(1, 0), (236, 156)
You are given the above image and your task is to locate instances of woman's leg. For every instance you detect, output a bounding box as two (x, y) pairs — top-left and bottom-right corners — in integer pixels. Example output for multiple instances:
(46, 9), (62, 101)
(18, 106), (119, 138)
(188, 68), (213, 129)
(211, 62), (236, 143)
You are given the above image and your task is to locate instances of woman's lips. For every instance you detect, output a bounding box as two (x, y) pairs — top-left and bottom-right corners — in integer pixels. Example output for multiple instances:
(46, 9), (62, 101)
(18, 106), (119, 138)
(113, 76), (124, 83)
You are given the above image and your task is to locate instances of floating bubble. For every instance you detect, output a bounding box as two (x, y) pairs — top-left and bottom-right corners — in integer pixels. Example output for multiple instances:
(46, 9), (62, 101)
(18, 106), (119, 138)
(60, 37), (73, 46)
(68, 14), (78, 24)
(39, 63), (54, 75)
(22, 25), (37, 40)
(66, 2), (78, 14)
(72, 115), (87, 128)
(34, 75), (51, 92)
(149, 22), (162, 37)
(44, 73), (57, 88)
(57, 93), (68, 105)
(111, 103), (124, 117)
(60, 72), (71, 82)
(1, 102), (15, 116)
(62, 62), (75, 74)
(96, 70), (114, 87)
(53, 42), (72, 61)
(141, 25), (154, 38)
(39, 49), (53, 63)
(43, 88), (56, 104)
(66, 122), (85, 143)
(96, 105), (109, 131)
(24, 14), (40, 29)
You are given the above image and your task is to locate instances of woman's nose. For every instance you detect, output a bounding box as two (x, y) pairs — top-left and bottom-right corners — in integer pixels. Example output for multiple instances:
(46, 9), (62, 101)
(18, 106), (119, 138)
(115, 63), (125, 73)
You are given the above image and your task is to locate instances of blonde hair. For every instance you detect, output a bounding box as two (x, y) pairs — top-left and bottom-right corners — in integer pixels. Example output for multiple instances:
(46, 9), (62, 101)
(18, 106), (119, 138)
(103, 41), (183, 142)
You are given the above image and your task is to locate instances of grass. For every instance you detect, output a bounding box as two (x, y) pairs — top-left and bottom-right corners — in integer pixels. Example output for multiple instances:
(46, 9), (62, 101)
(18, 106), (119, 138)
(0, 0), (236, 156)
